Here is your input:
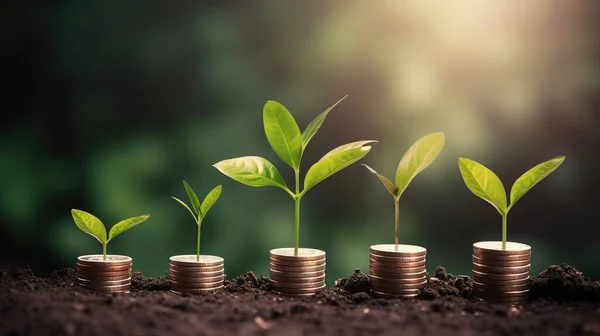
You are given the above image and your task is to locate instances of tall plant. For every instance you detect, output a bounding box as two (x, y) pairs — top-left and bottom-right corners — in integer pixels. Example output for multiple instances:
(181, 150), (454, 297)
(214, 97), (375, 256)
(363, 132), (445, 246)
(458, 156), (565, 249)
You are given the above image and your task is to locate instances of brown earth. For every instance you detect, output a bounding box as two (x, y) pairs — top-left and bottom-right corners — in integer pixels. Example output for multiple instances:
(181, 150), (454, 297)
(0, 264), (599, 336)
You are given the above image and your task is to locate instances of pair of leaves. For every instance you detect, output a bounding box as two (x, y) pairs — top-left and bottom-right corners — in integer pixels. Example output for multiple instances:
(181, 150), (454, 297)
(214, 97), (374, 195)
(458, 156), (566, 214)
(263, 96), (346, 170)
(363, 132), (446, 199)
(71, 209), (150, 245)
(172, 181), (222, 224)
(214, 141), (375, 195)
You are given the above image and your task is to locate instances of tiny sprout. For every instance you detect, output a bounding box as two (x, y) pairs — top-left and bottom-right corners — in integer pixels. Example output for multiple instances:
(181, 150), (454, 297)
(71, 209), (150, 260)
(363, 132), (445, 246)
(213, 97), (375, 256)
(172, 181), (222, 261)
(458, 155), (566, 249)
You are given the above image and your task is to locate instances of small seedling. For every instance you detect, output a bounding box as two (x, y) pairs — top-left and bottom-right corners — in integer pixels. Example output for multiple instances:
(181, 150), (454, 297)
(172, 181), (222, 261)
(71, 209), (150, 260)
(458, 155), (566, 249)
(363, 132), (445, 246)
(213, 97), (375, 256)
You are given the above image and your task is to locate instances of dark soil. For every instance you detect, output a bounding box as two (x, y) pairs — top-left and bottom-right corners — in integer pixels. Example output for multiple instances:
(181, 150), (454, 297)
(1, 264), (599, 336)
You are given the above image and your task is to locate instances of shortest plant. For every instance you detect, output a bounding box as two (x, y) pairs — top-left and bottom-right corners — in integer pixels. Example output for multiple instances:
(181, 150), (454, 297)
(363, 132), (445, 246)
(172, 181), (222, 261)
(458, 155), (566, 250)
(71, 209), (150, 260)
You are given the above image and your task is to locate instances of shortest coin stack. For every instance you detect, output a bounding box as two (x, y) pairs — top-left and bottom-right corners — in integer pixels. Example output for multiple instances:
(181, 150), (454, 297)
(472, 241), (531, 304)
(76, 255), (132, 293)
(369, 244), (427, 298)
(169, 255), (225, 294)
(270, 248), (326, 296)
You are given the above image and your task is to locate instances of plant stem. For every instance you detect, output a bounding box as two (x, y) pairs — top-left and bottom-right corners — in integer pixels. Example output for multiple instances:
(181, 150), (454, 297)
(103, 243), (107, 261)
(394, 197), (400, 249)
(502, 213), (507, 250)
(197, 222), (201, 262)
(294, 169), (300, 257)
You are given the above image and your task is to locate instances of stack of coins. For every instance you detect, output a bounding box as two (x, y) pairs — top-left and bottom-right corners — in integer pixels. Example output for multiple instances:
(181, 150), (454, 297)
(472, 241), (531, 304)
(369, 244), (427, 298)
(76, 255), (132, 293)
(269, 248), (326, 296)
(169, 255), (225, 294)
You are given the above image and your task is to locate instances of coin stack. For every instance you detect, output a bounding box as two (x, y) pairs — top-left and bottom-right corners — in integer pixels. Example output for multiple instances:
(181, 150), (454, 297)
(169, 255), (225, 294)
(472, 241), (531, 304)
(369, 244), (427, 298)
(76, 255), (132, 293)
(269, 248), (326, 296)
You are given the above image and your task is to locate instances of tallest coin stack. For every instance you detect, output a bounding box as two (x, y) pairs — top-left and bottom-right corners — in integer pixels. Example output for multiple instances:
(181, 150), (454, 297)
(472, 242), (531, 304)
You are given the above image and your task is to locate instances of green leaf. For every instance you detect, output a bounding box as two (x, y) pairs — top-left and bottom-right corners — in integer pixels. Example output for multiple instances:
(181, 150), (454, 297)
(172, 196), (197, 223)
(199, 185), (222, 221)
(458, 158), (507, 214)
(304, 141), (376, 193)
(362, 164), (397, 197)
(71, 209), (107, 244)
(213, 156), (289, 190)
(183, 180), (201, 215)
(263, 100), (303, 169)
(395, 132), (445, 197)
(108, 215), (150, 242)
(301, 96), (347, 150)
(509, 155), (565, 210)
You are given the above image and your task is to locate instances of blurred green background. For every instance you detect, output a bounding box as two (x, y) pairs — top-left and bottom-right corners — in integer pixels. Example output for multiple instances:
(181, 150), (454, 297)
(1, 1), (599, 285)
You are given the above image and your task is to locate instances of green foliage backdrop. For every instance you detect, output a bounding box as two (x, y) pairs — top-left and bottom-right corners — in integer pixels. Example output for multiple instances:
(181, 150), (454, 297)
(1, 1), (599, 284)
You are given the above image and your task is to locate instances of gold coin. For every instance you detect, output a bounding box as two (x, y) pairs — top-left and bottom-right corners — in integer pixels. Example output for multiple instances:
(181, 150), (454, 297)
(270, 279), (325, 289)
(369, 268), (427, 279)
(370, 259), (426, 268)
(169, 268), (224, 278)
(79, 283), (130, 292)
(272, 284), (326, 295)
(473, 281), (530, 292)
(77, 274), (131, 282)
(472, 251), (530, 261)
(474, 294), (528, 303)
(473, 242), (531, 255)
(78, 277), (131, 286)
(169, 255), (224, 267)
(472, 255), (530, 267)
(171, 285), (224, 294)
(270, 248), (326, 262)
(77, 255), (132, 266)
(169, 264), (223, 273)
(170, 274), (225, 284)
(268, 263), (326, 273)
(371, 289), (420, 298)
(472, 270), (530, 281)
(472, 263), (530, 274)
(269, 274), (325, 284)
(76, 263), (132, 272)
(369, 274), (427, 284)
(170, 280), (224, 289)
(369, 265), (426, 275)
(473, 276), (530, 286)
(269, 258), (325, 267)
(76, 268), (131, 277)
(370, 280), (427, 292)
(369, 253), (426, 263)
(269, 269), (325, 278)
(370, 244), (427, 257)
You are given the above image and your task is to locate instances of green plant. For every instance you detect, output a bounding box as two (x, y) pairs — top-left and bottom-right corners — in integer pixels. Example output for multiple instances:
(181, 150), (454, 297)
(213, 97), (375, 256)
(172, 181), (222, 261)
(363, 132), (445, 245)
(458, 155), (566, 249)
(71, 209), (150, 260)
